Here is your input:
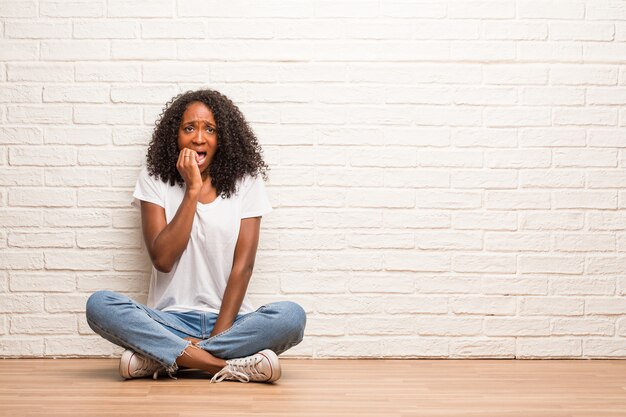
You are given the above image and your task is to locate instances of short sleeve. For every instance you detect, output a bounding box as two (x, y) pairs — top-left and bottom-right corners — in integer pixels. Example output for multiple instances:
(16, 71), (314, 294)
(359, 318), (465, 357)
(131, 166), (165, 209)
(240, 174), (272, 219)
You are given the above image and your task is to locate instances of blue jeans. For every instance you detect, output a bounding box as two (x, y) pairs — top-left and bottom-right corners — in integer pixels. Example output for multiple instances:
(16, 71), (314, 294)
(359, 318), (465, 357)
(85, 290), (307, 375)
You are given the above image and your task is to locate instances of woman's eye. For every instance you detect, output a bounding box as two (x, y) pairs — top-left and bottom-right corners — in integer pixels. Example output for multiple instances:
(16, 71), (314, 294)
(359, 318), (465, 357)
(206, 127), (215, 133)
(184, 126), (193, 132)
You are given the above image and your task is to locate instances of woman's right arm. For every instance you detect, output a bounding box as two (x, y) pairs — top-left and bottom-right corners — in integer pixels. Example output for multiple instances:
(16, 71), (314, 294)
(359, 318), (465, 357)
(140, 148), (202, 273)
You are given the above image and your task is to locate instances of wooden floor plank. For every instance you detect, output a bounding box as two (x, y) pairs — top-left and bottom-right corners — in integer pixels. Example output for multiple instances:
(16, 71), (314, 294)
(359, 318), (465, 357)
(1, 359), (625, 417)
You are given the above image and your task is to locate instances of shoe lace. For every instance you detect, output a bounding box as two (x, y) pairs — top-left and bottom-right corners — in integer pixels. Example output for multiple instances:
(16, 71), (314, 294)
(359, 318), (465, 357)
(210, 355), (262, 383)
(135, 355), (176, 380)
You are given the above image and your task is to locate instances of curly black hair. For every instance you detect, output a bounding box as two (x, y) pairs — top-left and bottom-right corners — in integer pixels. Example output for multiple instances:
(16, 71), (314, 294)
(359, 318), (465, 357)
(146, 89), (268, 198)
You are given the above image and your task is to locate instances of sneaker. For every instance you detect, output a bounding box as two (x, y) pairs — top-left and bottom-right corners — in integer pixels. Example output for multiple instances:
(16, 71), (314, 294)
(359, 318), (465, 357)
(119, 349), (164, 380)
(210, 349), (281, 383)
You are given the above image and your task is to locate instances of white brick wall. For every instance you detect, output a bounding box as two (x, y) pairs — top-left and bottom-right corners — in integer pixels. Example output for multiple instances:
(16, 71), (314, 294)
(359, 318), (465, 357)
(1, 0), (626, 359)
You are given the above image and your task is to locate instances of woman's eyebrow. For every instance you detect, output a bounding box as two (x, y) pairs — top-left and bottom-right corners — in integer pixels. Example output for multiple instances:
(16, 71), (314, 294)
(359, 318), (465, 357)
(182, 119), (216, 127)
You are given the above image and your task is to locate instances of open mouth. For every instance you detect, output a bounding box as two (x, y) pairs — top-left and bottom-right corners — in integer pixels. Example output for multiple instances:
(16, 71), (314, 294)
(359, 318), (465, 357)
(196, 151), (207, 165)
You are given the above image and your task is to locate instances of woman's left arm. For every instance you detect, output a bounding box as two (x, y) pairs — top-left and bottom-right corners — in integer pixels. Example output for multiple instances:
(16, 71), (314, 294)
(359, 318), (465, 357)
(210, 216), (262, 337)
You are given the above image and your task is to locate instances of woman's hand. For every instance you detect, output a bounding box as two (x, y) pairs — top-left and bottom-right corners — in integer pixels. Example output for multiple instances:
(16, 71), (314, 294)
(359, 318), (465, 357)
(176, 148), (203, 192)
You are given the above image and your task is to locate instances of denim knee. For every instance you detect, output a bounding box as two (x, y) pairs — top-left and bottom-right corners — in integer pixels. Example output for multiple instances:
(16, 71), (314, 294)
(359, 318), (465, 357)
(271, 301), (307, 345)
(85, 290), (122, 324)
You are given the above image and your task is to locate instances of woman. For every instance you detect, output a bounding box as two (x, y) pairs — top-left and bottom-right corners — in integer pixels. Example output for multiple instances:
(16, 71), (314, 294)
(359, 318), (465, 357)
(85, 89), (306, 383)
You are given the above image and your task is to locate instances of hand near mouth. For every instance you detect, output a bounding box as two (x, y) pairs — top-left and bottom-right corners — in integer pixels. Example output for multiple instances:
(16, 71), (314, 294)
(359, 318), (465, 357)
(176, 148), (203, 192)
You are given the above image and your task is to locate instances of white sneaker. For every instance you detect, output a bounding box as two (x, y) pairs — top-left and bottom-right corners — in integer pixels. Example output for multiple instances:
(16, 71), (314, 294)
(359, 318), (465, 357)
(210, 349), (281, 383)
(119, 349), (164, 380)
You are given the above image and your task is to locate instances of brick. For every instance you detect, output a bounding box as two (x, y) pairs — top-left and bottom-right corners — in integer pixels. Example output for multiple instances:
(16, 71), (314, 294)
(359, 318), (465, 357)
(485, 191), (550, 209)
(75, 63), (141, 82)
(484, 108), (551, 127)
(78, 148), (144, 166)
(454, 87), (517, 106)
(520, 255), (584, 274)
(519, 1), (584, 18)
(585, 297), (626, 315)
(346, 317), (414, 336)
(588, 170), (626, 188)
(44, 127), (110, 146)
(520, 43), (582, 62)
(416, 231), (482, 250)
(45, 294), (90, 313)
(484, 65), (548, 85)
(384, 169), (449, 188)
(521, 87), (584, 106)
(45, 168), (110, 187)
(584, 339), (626, 357)
(111, 40), (176, 60)
(551, 277), (614, 296)
(45, 250), (111, 271)
(141, 20), (206, 38)
(453, 254), (516, 273)
(451, 338), (515, 358)
(45, 209), (111, 227)
(554, 149), (617, 168)
(588, 212), (626, 231)
(347, 188), (414, 208)
(550, 22), (614, 41)
(73, 20), (137, 39)
(112, 127), (150, 146)
(553, 318), (614, 336)
(417, 151), (482, 167)
(554, 233), (614, 252)
(45, 336), (121, 356)
(7, 63), (73, 82)
(76, 229), (146, 249)
(554, 108), (617, 126)
(381, 1), (446, 18)
(553, 191), (617, 209)
(416, 190), (481, 209)
(482, 277), (547, 295)
(520, 297), (584, 315)
(415, 275), (480, 294)
(318, 252), (382, 271)
(483, 22), (547, 40)
(348, 232), (413, 249)
(383, 295), (448, 313)
(281, 273), (347, 294)
(384, 251), (450, 272)
(41, 40), (109, 61)
(451, 41), (516, 61)
(485, 318), (550, 336)
(588, 129), (626, 147)
(450, 296), (516, 316)
(0, 0), (36, 17)
(43, 85), (108, 103)
(587, 0), (626, 20)
(417, 317), (483, 336)
(113, 251), (155, 272)
(280, 146), (346, 166)
(448, 1), (514, 18)
(486, 150), (551, 168)
(5, 21), (71, 38)
(484, 232), (550, 252)
(11, 315), (76, 334)
(9, 231), (74, 248)
(9, 146), (75, 167)
(385, 86), (451, 105)
(0, 40), (38, 60)
(452, 212), (517, 231)
(278, 187), (345, 208)
(0, 338), (44, 356)
(398, 331), (452, 353)
(111, 168), (141, 188)
(382, 210), (448, 229)
(0, 85), (42, 103)
(9, 187), (75, 207)
(451, 170), (517, 189)
(521, 212), (583, 231)
(520, 170), (584, 188)
(453, 129), (517, 148)
(10, 271), (75, 292)
(0, 209), (42, 227)
(7, 105), (72, 124)
(519, 128), (586, 147)
(518, 339), (582, 358)
(76, 272), (148, 292)
(0, 294), (43, 313)
(551, 65), (617, 85)
(0, 127), (42, 145)
(349, 64), (481, 84)
(279, 231), (345, 250)
(40, 1), (104, 17)
(0, 168), (43, 186)
(74, 105), (142, 125)
(586, 257), (626, 274)
(414, 21), (479, 39)
(414, 106), (482, 126)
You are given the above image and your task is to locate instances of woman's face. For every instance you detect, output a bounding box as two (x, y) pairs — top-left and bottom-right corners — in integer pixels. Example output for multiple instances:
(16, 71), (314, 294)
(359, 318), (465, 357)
(177, 101), (218, 175)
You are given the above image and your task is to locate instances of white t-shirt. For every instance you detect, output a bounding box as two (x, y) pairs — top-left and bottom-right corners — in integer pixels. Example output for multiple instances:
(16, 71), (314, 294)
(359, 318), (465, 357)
(131, 166), (272, 314)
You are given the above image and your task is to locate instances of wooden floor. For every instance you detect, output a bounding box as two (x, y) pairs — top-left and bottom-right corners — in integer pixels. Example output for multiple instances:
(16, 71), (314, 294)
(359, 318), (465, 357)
(0, 359), (625, 417)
